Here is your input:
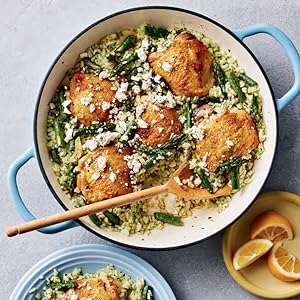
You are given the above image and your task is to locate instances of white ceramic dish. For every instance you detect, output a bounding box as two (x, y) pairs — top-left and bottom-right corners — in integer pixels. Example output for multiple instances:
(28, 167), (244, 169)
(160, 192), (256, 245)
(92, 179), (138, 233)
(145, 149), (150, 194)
(8, 7), (300, 249)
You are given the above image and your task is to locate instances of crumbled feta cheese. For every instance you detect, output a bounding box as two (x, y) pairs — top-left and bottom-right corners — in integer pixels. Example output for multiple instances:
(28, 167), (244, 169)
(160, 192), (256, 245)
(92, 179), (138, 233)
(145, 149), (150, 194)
(136, 39), (149, 62)
(174, 176), (183, 186)
(120, 82), (129, 92)
(84, 139), (98, 151)
(79, 52), (88, 58)
(49, 102), (55, 110)
(97, 156), (107, 171)
(153, 74), (162, 83)
(80, 93), (93, 106)
(144, 63), (150, 71)
(99, 70), (109, 79)
(158, 127), (164, 133)
(101, 101), (111, 111)
(86, 285), (92, 291)
(142, 71), (152, 81)
(141, 39), (149, 48)
(157, 45), (166, 52)
(137, 47), (147, 62)
(88, 83), (93, 88)
(137, 119), (149, 128)
(75, 86), (81, 92)
(70, 294), (78, 300)
(115, 90), (127, 102)
(136, 103), (147, 118)
(148, 91), (176, 108)
(92, 172), (100, 180)
(96, 131), (119, 146)
(62, 99), (72, 114)
(109, 172), (117, 182)
(132, 85), (141, 94)
(226, 139), (234, 147)
(162, 62), (172, 72)
(74, 187), (80, 193)
(179, 115), (186, 124)
(141, 79), (152, 91)
(89, 103), (95, 112)
(64, 127), (73, 142)
(160, 113), (165, 119)
(187, 124), (205, 140)
(109, 107), (119, 115)
(124, 154), (142, 174)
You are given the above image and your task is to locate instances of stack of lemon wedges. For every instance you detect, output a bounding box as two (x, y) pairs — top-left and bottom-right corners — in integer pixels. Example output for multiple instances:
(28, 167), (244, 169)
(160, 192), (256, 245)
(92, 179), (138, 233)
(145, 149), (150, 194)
(233, 211), (300, 282)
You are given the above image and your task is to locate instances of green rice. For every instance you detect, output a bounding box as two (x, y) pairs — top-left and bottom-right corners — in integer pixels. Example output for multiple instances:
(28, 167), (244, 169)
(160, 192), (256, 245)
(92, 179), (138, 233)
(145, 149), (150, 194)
(35, 265), (148, 300)
(46, 24), (266, 235)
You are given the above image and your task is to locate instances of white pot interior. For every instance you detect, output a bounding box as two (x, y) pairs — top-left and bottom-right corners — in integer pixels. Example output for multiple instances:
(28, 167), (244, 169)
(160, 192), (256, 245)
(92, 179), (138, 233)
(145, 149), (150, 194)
(35, 8), (277, 249)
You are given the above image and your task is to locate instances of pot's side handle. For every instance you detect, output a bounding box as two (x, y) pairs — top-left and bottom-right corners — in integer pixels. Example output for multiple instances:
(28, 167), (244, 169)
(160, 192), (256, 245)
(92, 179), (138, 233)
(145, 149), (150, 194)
(234, 24), (300, 112)
(7, 147), (78, 234)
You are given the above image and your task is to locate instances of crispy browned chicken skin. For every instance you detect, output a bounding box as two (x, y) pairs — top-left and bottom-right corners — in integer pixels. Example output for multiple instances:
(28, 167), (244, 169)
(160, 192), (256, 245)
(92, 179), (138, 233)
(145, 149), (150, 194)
(77, 146), (132, 203)
(195, 110), (259, 173)
(69, 72), (115, 125)
(63, 277), (121, 300)
(148, 33), (214, 96)
(137, 96), (182, 147)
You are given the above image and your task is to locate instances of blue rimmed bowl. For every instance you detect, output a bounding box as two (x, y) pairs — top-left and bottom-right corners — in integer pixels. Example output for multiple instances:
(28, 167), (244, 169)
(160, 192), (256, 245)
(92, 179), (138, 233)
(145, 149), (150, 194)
(7, 6), (300, 250)
(9, 244), (176, 300)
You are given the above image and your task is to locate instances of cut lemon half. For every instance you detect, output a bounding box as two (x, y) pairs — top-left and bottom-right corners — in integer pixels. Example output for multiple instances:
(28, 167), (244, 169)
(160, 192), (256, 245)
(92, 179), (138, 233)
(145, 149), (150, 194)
(250, 211), (293, 242)
(233, 239), (273, 270)
(267, 242), (300, 282)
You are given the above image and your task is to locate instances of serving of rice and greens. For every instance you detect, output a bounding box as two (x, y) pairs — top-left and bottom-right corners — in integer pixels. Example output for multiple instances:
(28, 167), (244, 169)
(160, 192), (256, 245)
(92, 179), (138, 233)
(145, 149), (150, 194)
(31, 265), (152, 300)
(47, 24), (266, 235)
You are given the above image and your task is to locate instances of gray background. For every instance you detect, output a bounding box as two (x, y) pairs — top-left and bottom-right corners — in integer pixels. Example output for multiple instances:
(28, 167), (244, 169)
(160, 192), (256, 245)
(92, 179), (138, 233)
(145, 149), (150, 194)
(1, 0), (299, 299)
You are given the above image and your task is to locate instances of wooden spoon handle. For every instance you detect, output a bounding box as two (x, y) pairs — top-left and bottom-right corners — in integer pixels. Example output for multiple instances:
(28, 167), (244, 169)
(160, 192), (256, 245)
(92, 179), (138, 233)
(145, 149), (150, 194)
(6, 184), (168, 237)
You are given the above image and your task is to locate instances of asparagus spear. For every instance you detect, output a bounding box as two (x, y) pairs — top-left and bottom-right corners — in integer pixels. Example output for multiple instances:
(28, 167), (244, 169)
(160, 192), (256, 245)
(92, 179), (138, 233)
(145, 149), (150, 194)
(154, 212), (183, 226)
(231, 165), (240, 191)
(89, 214), (101, 227)
(119, 120), (137, 144)
(58, 88), (68, 121)
(138, 145), (168, 157)
(82, 57), (101, 71)
(103, 211), (120, 225)
(145, 155), (159, 169)
(192, 96), (221, 105)
(213, 60), (228, 99)
(227, 71), (247, 103)
(214, 157), (243, 175)
(239, 73), (257, 87)
(196, 168), (213, 193)
(54, 120), (65, 147)
(50, 149), (61, 164)
(142, 284), (154, 300)
(144, 25), (169, 38)
(252, 95), (259, 118)
(66, 163), (76, 195)
(124, 96), (133, 111)
(115, 35), (136, 53)
(72, 122), (116, 139)
(185, 101), (192, 129)
(111, 52), (138, 76)
(160, 133), (188, 150)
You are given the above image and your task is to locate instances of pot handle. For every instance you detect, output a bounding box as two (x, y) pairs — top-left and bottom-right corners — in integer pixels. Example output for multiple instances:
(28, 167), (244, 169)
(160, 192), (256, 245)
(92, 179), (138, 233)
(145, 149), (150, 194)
(7, 147), (78, 234)
(234, 24), (300, 112)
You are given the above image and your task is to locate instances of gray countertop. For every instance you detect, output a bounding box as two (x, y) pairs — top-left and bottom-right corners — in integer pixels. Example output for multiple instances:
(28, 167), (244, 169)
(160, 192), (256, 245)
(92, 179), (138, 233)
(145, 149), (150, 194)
(1, 1), (299, 299)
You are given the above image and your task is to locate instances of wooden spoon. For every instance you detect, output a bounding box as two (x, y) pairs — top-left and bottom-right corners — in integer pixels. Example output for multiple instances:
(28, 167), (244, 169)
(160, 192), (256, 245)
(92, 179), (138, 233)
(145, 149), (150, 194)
(6, 162), (231, 237)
